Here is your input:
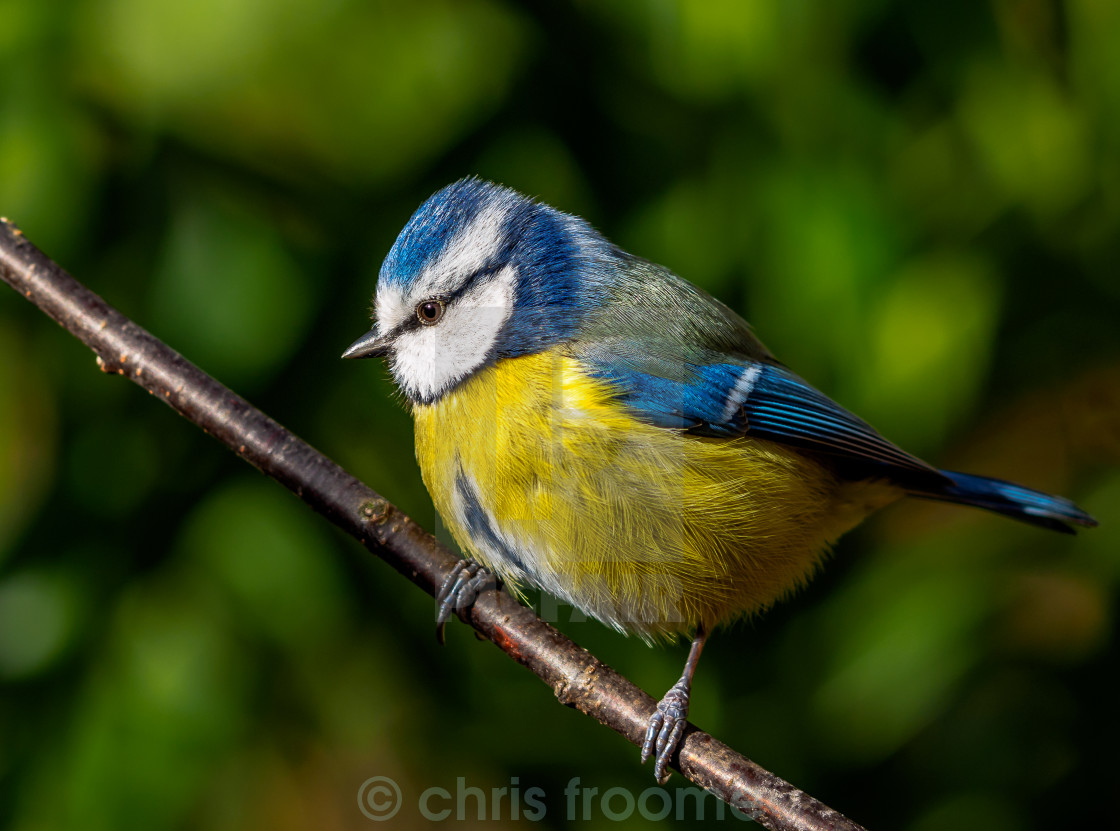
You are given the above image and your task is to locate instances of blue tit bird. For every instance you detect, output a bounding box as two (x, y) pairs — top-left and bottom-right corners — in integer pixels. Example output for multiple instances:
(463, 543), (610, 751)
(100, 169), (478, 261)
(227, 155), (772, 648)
(343, 177), (1097, 783)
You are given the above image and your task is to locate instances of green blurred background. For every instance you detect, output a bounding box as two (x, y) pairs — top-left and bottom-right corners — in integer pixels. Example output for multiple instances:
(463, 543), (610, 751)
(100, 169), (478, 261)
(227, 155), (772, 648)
(1, 1), (1118, 828)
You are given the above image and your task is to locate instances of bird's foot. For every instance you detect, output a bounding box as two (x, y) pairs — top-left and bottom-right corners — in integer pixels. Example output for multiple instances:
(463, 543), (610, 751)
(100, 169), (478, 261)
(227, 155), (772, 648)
(641, 678), (691, 785)
(435, 559), (497, 645)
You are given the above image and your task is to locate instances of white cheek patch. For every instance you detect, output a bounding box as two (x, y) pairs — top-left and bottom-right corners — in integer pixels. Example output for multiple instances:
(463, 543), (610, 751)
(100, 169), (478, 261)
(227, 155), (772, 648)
(373, 199), (512, 338)
(390, 265), (517, 401)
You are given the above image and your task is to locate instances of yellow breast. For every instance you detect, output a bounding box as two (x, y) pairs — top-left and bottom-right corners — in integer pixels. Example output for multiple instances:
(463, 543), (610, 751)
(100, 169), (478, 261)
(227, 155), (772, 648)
(412, 351), (898, 640)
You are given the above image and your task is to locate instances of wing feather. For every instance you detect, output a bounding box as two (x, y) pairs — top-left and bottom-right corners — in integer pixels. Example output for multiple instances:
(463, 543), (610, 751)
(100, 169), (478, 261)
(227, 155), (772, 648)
(571, 261), (948, 488)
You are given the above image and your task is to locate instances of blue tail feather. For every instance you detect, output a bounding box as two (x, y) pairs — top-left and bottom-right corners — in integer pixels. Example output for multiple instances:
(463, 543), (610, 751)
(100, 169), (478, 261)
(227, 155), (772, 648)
(912, 470), (1098, 535)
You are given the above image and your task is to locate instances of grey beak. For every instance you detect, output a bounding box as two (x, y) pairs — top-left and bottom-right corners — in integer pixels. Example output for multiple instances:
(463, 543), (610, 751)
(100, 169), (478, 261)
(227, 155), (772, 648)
(342, 329), (392, 359)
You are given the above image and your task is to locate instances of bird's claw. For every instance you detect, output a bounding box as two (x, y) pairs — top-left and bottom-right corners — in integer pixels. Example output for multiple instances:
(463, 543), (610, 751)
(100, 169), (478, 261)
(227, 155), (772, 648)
(435, 559), (497, 644)
(641, 679), (690, 784)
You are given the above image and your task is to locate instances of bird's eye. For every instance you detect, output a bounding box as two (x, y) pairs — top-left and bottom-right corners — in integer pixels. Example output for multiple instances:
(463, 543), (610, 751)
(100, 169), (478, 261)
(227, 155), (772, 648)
(416, 299), (445, 325)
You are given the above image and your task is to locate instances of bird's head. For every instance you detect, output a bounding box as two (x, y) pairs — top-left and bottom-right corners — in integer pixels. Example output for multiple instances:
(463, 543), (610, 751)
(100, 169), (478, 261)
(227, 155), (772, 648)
(344, 178), (612, 403)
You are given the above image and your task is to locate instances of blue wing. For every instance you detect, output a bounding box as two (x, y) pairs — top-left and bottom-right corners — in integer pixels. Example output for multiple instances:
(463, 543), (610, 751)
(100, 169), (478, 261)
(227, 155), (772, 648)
(565, 263), (1093, 530)
(569, 260), (947, 487)
(576, 346), (948, 488)
(575, 347), (1101, 531)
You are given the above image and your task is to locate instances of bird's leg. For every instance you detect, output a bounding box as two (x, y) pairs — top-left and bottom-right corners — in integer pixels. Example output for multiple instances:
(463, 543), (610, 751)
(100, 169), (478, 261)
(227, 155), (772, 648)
(642, 624), (708, 785)
(434, 558), (498, 645)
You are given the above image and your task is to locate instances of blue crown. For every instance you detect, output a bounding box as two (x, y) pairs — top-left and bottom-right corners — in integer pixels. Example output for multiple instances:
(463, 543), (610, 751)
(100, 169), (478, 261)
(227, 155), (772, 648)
(379, 178), (619, 356)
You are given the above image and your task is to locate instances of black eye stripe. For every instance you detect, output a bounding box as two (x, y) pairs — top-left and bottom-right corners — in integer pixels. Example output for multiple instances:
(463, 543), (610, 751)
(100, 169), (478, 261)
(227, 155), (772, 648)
(440, 263), (502, 305)
(385, 263), (506, 338)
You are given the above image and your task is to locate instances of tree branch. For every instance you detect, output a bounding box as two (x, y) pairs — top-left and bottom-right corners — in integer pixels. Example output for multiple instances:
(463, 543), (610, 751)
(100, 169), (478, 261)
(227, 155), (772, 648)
(0, 217), (866, 831)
